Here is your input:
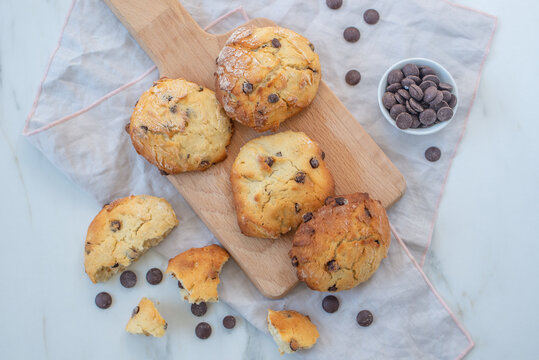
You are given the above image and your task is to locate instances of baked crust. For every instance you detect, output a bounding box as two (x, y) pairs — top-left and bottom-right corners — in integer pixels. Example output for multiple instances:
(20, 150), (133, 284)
(267, 309), (319, 354)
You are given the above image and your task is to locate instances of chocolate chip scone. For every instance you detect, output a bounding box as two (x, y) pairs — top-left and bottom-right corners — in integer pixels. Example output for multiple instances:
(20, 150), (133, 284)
(126, 297), (167, 337)
(166, 245), (229, 304)
(215, 26), (321, 132)
(230, 131), (334, 239)
(127, 77), (233, 174)
(84, 195), (178, 283)
(267, 309), (319, 355)
(289, 193), (390, 292)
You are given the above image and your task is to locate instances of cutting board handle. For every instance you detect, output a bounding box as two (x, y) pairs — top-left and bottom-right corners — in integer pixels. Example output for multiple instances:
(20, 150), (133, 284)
(104, 0), (219, 83)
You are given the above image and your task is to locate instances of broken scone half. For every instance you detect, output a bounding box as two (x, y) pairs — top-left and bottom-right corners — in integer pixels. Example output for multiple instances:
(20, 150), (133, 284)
(126, 297), (167, 337)
(166, 244), (230, 304)
(84, 195), (179, 283)
(267, 309), (319, 355)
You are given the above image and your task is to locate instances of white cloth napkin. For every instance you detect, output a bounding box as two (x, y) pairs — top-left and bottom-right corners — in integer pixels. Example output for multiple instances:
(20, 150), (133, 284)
(24, 0), (496, 358)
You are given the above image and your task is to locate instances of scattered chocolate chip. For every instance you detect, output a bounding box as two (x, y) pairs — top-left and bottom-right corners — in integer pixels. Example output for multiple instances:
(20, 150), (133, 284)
(120, 270), (137, 288)
(448, 94), (457, 108)
(291, 256), (299, 267)
(130, 306), (139, 317)
(419, 108), (437, 126)
(326, 0), (342, 9)
(95, 292), (112, 309)
(322, 295), (340, 313)
(363, 9), (380, 25)
(419, 80), (437, 92)
(294, 203), (301, 213)
(327, 260), (340, 271)
(268, 93), (279, 103)
(402, 63), (420, 77)
(382, 92), (396, 110)
(357, 310), (374, 327)
(295, 172), (306, 183)
(409, 84), (423, 101)
(345, 70), (361, 85)
(309, 43), (315, 51)
(328, 285), (338, 292)
(265, 157), (274, 167)
(195, 322), (212, 339)
(422, 74), (440, 85)
(335, 197), (347, 205)
(343, 27), (360, 43)
(389, 104), (406, 120)
(200, 160), (209, 167)
(387, 69), (404, 85)
(242, 82), (253, 94)
(191, 302), (207, 317)
(310, 157), (319, 168)
(386, 83), (402, 93)
(425, 146), (441, 162)
(159, 170), (169, 176)
(271, 38), (281, 48)
(110, 220), (121, 232)
(223, 315), (236, 329)
(303, 212), (313, 223)
(140, 125), (148, 132)
(438, 82), (453, 92)
(169, 105), (177, 113)
(423, 86), (438, 103)
(437, 107), (454, 122)
(321, 151), (326, 160)
(396, 112), (413, 129)
(146, 268), (163, 285)
(178, 280), (184, 289)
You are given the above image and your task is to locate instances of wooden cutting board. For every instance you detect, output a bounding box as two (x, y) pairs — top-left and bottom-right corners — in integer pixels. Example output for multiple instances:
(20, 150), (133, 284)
(105, 0), (406, 299)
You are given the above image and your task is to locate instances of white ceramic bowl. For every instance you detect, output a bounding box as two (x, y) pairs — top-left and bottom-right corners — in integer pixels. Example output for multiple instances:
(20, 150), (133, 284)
(378, 58), (458, 135)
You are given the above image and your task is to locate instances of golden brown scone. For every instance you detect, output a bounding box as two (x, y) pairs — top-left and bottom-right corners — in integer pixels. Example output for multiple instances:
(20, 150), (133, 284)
(125, 297), (167, 337)
(230, 131), (334, 239)
(128, 77), (233, 174)
(267, 309), (319, 355)
(84, 195), (178, 283)
(215, 26), (321, 132)
(166, 245), (230, 304)
(289, 193), (390, 292)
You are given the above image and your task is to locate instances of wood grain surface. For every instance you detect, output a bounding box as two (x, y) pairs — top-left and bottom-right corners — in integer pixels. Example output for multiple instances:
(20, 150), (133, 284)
(104, 0), (406, 298)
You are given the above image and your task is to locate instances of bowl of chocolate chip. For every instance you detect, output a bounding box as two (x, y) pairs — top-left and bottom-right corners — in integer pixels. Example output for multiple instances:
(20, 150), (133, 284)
(378, 58), (458, 135)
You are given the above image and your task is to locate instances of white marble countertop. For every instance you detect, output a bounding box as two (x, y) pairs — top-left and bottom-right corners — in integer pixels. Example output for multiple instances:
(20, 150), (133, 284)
(1, 0), (538, 359)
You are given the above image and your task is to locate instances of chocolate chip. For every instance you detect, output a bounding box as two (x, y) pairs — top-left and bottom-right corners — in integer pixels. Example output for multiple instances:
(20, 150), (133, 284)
(422, 74), (440, 85)
(242, 82), (253, 94)
(425, 146), (441, 162)
(429, 91), (444, 106)
(310, 157), (319, 168)
(419, 80), (437, 92)
(335, 197), (347, 205)
(396, 112), (413, 129)
(327, 260), (340, 271)
(271, 38), (281, 48)
(402, 63), (420, 77)
(164, 323), (168, 330)
(321, 151), (326, 160)
(198, 86), (204, 92)
(159, 170), (169, 176)
(410, 114), (421, 128)
(409, 98), (424, 113)
(111, 263), (119, 269)
(363, 9), (380, 25)
(386, 83), (402, 93)
(326, 0), (342, 9)
(268, 93), (279, 103)
(397, 89), (410, 100)
(345, 70), (361, 85)
(394, 92), (405, 105)
(382, 92), (396, 110)
(265, 157), (274, 167)
(419, 108), (437, 126)
(140, 125), (148, 132)
(124, 123), (130, 133)
(405, 100), (417, 115)
(437, 107), (454, 122)
(303, 212), (313, 223)
(110, 220), (121, 232)
(200, 160), (209, 167)
(343, 27), (360, 42)
(364, 206), (372, 218)
(291, 256), (299, 267)
(120, 270), (137, 288)
(401, 77), (415, 89)
(195, 322), (212, 339)
(322, 295), (340, 313)
(438, 82), (453, 92)
(420, 66), (436, 78)
(328, 285), (338, 292)
(132, 305), (139, 317)
(309, 43), (315, 51)
(387, 69), (404, 85)
(290, 339), (299, 352)
(275, 151), (282, 157)
(389, 104), (406, 120)
(191, 302), (207, 317)
(430, 100), (449, 112)
(357, 310), (374, 327)
(423, 86), (438, 103)
(169, 105), (177, 113)
(95, 292), (112, 309)
(178, 280), (184, 289)
(408, 75), (422, 84)
(146, 268), (163, 285)
(409, 84), (423, 101)
(441, 90), (452, 103)
(223, 315), (236, 329)
(295, 172), (306, 183)
(295, 203), (301, 213)
(448, 94), (457, 108)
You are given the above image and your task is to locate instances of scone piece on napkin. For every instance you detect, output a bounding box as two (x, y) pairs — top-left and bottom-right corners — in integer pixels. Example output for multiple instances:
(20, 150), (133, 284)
(166, 244), (230, 304)
(267, 309), (319, 355)
(84, 195), (179, 283)
(125, 297), (167, 337)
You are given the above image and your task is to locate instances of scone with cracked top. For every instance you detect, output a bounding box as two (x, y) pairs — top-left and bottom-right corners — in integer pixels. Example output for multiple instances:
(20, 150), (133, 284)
(166, 245), (230, 304)
(125, 297), (167, 337)
(127, 77), (233, 174)
(230, 131), (334, 239)
(267, 309), (319, 355)
(289, 193), (390, 292)
(215, 26), (321, 132)
(84, 195), (178, 283)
